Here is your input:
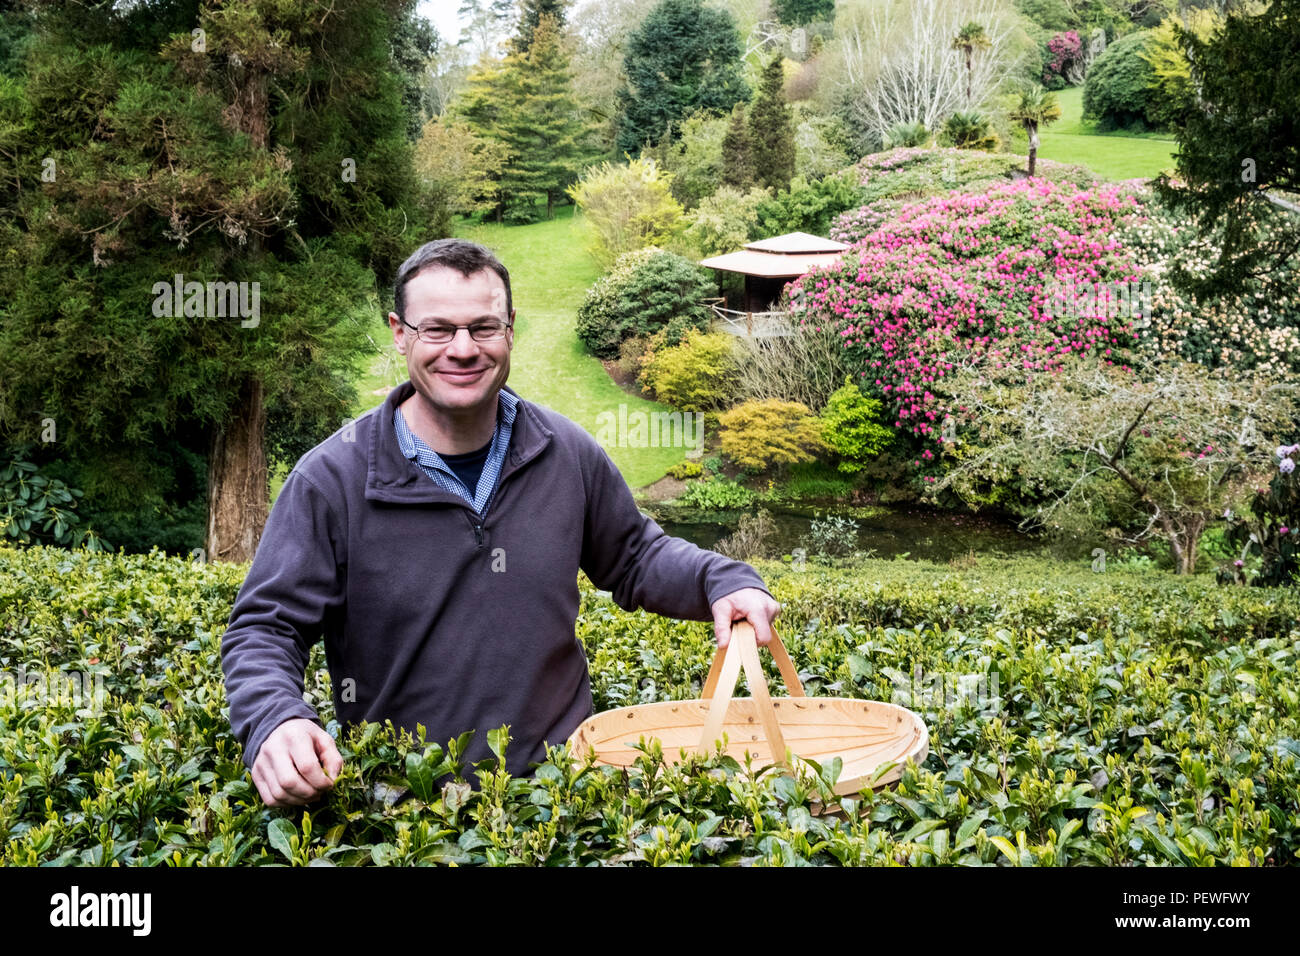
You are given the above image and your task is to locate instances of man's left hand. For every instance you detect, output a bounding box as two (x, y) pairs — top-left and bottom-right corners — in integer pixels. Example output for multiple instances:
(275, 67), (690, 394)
(711, 588), (781, 648)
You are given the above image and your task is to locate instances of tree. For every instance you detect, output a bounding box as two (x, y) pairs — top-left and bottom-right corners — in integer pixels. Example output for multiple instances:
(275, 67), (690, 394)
(1010, 84), (1061, 176)
(951, 21), (991, 107)
(748, 54), (796, 192)
(389, 3), (441, 139)
(835, 0), (1021, 145)
(648, 108), (731, 208)
(720, 102), (758, 190)
(566, 158), (685, 266)
(458, 0), (516, 59)
(615, 0), (750, 155)
(1154, 0), (1300, 300)
(511, 0), (569, 53)
(931, 355), (1300, 575)
(0, 0), (445, 560)
(496, 13), (596, 219)
(414, 117), (509, 215)
(771, 0), (836, 27)
(455, 14), (594, 221)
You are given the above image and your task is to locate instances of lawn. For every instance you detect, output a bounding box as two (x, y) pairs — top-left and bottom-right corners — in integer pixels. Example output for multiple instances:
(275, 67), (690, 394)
(1032, 86), (1178, 182)
(272, 205), (686, 502)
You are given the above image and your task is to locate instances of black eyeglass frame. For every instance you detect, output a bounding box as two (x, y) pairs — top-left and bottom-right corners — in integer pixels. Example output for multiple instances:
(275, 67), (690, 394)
(398, 316), (514, 344)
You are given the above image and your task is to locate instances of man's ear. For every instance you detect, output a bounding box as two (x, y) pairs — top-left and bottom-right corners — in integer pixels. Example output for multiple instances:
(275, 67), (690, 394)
(389, 311), (407, 354)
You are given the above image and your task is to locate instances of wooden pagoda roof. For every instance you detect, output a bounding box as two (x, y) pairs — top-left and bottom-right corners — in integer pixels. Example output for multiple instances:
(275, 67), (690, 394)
(699, 231), (850, 278)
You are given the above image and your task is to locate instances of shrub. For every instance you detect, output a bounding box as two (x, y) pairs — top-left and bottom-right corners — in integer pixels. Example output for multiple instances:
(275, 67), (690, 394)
(638, 329), (737, 411)
(1118, 188), (1300, 378)
(1139, 11), (1224, 142)
(939, 111), (999, 151)
(413, 118), (508, 217)
(666, 459), (703, 480)
(649, 108), (731, 209)
(732, 315), (858, 411)
(791, 178), (1146, 462)
(714, 507), (777, 560)
(675, 475), (756, 509)
(752, 170), (864, 239)
(1223, 443), (1300, 587)
(567, 157), (686, 267)
(0, 452), (105, 550)
(1041, 30), (1084, 87)
(802, 512), (860, 558)
(1082, 30), (1161, 130)
(792, 107), (853, 181)
(681, 185), (769, 258)
(575, 248), (714, 358)
(4, 544), (1300, 866)
(882, 121), (930, 149)
(718, 399), (829, 473)
(819, 378), (893, 473)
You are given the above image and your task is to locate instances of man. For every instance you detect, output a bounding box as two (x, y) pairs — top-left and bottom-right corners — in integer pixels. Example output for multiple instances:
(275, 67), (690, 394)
(221, 239), (779, 809)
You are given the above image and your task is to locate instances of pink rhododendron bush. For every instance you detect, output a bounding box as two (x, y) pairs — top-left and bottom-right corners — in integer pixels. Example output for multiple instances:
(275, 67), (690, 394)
(792, 177), (1144, 466)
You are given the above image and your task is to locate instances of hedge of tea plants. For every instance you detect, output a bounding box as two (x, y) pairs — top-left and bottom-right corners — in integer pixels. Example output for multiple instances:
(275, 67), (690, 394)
(2, 544), (1298, 866)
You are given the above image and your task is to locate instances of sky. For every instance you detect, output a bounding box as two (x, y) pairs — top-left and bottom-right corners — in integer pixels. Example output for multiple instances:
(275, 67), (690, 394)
(418, 1), (464, 46)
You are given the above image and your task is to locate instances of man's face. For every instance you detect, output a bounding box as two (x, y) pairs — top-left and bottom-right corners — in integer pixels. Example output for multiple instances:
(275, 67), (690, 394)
(389, 265), (514, 421)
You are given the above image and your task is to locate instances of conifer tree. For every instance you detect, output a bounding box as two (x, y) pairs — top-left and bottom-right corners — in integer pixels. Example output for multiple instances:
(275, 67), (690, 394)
(457, 13), (594, 221)
(616, 0), (749, 154)
(0, 0), (446, 559)
(497, 13), (594, 219)
(749, 55), (796, 192)
(721, 102), (758, 191)
(511, 0), (569, 54)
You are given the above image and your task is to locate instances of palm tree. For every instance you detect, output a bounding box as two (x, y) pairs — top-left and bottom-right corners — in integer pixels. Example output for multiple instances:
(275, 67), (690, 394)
(1010, 86), (1062, 177)
(951, 22), (991, 107)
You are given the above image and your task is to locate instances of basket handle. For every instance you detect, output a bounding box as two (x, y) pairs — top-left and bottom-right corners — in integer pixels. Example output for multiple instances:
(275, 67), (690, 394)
(696, 621), (805, 768)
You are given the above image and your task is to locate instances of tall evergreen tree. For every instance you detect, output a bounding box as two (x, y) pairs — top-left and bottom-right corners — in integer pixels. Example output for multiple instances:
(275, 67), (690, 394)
(498, 13), (594, 219)
(720, 103), (757, 191)
(456, 14), (594, 221)
(615, 0), (749, 155)
(390, 4), (442, 140)
(771, 0), (836, 26)
(0, 0), (447, 560)
(748, 55), (796, 192)
(510, 0), (569, 54)
(1155, 0), (1300, 299)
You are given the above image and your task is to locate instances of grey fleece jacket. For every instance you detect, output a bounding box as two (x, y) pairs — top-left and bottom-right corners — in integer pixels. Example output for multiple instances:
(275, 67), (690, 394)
(220, 380), (771, 777)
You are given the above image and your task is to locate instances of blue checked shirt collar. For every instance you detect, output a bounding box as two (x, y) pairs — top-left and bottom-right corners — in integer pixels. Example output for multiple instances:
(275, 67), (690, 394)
(393, 388), (518, 515)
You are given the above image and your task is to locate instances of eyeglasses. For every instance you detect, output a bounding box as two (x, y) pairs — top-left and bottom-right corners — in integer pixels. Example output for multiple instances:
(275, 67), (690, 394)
(400, 318), (512, 344)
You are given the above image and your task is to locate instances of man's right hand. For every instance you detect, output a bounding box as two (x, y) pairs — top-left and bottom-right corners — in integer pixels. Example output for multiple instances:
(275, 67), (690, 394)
(251, 717), (344, 808)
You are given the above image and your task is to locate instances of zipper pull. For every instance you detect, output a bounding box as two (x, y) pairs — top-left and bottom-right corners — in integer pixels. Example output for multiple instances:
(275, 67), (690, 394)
(473, 523), (483, 546)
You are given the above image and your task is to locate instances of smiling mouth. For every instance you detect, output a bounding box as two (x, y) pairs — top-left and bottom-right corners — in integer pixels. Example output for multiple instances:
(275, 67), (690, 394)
(438, 367), (487, 380)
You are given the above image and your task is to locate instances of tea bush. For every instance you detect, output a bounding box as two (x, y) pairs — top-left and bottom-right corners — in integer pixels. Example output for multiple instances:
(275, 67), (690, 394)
(2, 545), (1298, 866)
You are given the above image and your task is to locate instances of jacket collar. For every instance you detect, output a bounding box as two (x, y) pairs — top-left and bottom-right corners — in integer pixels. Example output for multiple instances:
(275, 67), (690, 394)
(365, 380), (552, 504)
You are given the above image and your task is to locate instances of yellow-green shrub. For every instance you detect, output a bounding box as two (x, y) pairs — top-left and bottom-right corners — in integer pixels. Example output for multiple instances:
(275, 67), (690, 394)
(638, 329), (737, 412)
(718, 398), (828, 472)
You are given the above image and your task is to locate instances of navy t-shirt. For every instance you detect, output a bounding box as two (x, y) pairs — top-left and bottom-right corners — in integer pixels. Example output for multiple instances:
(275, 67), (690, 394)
(440, 435), (493, 498)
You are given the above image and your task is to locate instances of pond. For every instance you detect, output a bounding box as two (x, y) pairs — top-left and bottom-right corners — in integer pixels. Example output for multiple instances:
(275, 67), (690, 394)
(644, 502), (1048, 563)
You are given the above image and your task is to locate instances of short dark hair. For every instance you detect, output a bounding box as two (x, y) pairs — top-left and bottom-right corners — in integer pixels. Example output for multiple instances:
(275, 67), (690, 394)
(392, 238), (513, 323)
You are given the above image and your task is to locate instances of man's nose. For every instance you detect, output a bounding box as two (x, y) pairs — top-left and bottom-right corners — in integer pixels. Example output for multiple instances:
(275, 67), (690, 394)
(444, 326), (480, 360)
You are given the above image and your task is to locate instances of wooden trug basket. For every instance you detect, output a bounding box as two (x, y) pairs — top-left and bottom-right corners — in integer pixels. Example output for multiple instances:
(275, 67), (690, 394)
(568, 620), (928, 796)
